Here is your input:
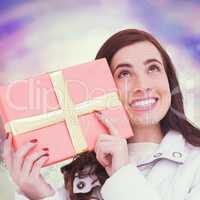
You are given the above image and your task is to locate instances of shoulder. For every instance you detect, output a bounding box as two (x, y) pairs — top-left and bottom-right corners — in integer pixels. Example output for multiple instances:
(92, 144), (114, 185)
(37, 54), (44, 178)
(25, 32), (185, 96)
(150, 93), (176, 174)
(182, 134), (200, 173)
(165, 130), (200, 165)
(185, 141), (200, 160)
(183, 142), (200, 188)
(167, 130), (200, 159)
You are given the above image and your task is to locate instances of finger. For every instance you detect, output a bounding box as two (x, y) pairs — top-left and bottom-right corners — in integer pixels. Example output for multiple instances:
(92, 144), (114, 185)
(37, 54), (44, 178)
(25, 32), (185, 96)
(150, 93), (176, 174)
(95, 112), (118, 136)
(22, 149), (49, 177)
(95, 141), (113, 167)
(96, 148), (112, 167)
(95, 135), (112, 153)
(96, 142), (114, 155)
(2, 134), (13, 171)
(30, 155), (49, 177)
(95, 135), (113, 155)
(12, 140), (38, 175)
(105, 164), (112, 176)
(95, 147), (110, 167)
(95, 140), (113, 176)
(98, 133), (116, 142)
(95, 140), (108, 166)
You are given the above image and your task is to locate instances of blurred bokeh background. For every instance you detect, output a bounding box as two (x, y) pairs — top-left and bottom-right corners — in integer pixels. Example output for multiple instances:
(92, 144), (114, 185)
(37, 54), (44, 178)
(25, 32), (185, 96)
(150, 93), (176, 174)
(0, 0), (200, 199)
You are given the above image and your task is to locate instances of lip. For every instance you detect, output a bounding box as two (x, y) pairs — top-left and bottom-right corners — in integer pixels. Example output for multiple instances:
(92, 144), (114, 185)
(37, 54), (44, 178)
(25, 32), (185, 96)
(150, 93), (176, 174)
(130, 96), (159, 104)
(129, 97), (159, 112)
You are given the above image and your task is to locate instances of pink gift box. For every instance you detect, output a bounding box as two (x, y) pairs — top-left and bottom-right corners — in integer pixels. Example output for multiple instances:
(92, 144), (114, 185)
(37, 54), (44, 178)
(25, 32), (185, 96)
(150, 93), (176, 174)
(0, 58), (133, 166)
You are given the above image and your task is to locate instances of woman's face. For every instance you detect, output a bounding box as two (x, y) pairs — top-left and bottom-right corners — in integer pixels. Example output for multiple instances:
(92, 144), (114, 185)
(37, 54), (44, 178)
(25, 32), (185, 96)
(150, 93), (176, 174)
(111, 41), (171, 127)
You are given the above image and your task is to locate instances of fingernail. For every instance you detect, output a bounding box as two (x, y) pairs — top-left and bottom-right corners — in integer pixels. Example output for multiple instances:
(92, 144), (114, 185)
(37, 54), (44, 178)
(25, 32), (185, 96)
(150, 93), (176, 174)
(30, 139), (38, 143)
(42, 147), (49, 151)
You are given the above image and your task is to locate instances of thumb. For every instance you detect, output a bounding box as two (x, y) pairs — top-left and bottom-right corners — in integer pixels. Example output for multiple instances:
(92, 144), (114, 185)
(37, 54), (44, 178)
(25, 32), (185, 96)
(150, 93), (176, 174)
(95, 111), (118, 137)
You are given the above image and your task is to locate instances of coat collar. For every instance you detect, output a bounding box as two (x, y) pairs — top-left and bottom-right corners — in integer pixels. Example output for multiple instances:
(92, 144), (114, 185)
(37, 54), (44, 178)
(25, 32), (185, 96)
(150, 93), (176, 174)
(137, 130), (186, 167)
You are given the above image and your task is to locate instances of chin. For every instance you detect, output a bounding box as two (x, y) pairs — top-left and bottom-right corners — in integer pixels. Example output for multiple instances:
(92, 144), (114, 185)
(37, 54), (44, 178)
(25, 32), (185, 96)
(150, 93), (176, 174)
(132, 118), (160, 127)
(128, 110), (164, 127)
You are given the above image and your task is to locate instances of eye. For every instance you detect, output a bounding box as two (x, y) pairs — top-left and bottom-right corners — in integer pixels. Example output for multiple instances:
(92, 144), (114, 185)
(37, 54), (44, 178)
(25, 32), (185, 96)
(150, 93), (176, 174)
(117, 70), (131, 79)
(148, 65), (160, 73)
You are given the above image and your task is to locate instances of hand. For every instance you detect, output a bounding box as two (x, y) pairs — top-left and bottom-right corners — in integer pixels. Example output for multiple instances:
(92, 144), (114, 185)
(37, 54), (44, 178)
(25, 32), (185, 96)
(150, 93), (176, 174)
(95, 111), (129, 176)
(2, 134), (55, 200)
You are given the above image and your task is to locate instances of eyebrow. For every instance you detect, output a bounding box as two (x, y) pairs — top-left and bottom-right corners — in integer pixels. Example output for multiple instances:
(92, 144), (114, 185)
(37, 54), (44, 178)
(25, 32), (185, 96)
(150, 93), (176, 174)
(113, 58), (162, 73)
(113, 63), (132, 73)
(144, 58), (162, 65)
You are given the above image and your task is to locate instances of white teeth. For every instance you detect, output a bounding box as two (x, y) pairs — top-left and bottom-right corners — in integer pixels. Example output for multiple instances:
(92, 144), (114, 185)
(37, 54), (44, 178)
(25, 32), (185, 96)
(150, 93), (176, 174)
(131, 98), (157, 108)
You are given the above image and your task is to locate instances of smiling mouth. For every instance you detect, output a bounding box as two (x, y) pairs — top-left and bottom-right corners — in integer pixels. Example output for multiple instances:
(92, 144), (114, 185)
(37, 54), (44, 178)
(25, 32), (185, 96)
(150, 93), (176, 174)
(129, 97), (159, 111)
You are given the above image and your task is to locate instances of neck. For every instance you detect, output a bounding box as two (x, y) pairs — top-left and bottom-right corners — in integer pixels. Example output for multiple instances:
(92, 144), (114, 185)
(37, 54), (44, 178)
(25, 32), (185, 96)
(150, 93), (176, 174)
(127, 123), (164, 144)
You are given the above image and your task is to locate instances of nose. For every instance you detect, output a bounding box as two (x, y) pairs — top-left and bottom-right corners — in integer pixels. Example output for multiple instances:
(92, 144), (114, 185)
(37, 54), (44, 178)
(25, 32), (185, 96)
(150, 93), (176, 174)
(131, 75), (152, 96)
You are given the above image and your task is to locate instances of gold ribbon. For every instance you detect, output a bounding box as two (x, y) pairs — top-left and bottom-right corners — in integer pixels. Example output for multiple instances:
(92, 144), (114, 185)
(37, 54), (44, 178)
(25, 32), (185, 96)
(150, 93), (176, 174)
(5, 71), (122, 153)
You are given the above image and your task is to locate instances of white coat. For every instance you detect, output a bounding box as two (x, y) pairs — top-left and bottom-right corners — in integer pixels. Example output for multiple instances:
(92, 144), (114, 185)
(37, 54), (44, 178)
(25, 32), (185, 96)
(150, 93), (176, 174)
(15, 130), (200, 200)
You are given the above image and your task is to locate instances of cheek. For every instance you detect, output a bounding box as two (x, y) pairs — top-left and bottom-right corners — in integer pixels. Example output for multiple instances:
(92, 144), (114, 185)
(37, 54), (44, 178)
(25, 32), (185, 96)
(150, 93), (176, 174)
(157, 77), (171, 107)
(153, 73), (170, 93)
(115, 80), (132, 103)
(159, 77), (171, 96)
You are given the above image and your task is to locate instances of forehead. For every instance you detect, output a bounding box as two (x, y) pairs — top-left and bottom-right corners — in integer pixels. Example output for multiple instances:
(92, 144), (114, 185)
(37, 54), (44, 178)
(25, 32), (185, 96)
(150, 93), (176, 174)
(111, 41), (163, 69)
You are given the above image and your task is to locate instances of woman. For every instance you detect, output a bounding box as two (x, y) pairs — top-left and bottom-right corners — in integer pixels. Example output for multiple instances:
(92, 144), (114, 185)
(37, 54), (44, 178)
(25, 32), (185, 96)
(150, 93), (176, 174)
(2, 29), (200, 200)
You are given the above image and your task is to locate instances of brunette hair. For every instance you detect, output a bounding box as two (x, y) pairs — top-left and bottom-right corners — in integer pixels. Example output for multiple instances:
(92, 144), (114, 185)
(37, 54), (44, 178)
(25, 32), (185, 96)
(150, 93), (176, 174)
(61, 29), (200, 200)
(96, 29), (200, 146)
